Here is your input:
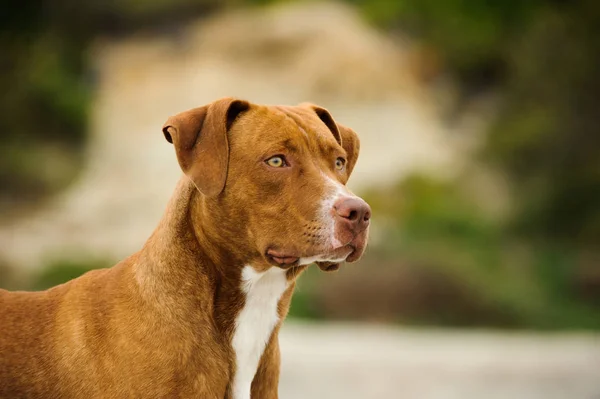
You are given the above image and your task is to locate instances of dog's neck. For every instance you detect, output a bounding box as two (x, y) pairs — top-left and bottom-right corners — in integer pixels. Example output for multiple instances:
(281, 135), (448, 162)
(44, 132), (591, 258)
(135, 177), (291, 336)
(142, 177), (243, 272)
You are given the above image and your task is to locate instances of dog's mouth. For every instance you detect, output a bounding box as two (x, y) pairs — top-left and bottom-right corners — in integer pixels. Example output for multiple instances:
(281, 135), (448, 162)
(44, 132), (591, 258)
(265, 225), (368, 271)
(265, 249), (300, 267)
(265, 246), (355, 271)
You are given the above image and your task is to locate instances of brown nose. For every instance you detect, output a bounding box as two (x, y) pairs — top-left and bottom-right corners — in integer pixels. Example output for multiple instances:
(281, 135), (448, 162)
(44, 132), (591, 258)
(333, 197), (371, 232)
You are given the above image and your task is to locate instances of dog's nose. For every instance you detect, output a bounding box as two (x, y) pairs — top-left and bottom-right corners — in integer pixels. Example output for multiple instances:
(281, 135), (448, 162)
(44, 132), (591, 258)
(333, 197), (371, 232)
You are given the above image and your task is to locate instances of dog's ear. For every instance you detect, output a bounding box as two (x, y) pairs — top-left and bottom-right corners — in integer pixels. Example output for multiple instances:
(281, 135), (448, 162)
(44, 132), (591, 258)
(336, 123), (360, 177)
(300, 103), (361, 176)
(162, 98), (250, 196)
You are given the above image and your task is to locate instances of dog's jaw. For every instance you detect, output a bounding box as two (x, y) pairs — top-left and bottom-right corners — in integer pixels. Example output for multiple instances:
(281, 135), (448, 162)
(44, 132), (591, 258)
(263, 172), (367, 271)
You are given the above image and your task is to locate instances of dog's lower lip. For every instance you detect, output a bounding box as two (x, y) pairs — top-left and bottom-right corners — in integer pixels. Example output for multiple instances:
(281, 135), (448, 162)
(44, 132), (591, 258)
(266, 249), (299, 266)
(272, 256), (298, 265)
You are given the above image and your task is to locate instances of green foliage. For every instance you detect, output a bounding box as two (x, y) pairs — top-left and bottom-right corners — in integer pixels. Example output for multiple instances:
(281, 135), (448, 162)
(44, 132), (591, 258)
(0, 0), (221, 208)
(2, 0), (599, 329)
(1, 3), (88, 207)
(0, 260), (20, 291)
(288, 266), (325, 319)
(366, 174), (500, 244)
(349, 0), (600, 248)
(357, 174), (600, 330)
(484, 4), (600, 247)
(30, 258), (111, 291)
(350, 0), (600, 329)
(353, 0), (540, 88)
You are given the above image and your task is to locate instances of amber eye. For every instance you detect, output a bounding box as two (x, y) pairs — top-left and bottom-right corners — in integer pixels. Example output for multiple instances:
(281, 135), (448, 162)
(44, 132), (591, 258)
(266, 156), (287, 168)
(335, 157), (346, 170)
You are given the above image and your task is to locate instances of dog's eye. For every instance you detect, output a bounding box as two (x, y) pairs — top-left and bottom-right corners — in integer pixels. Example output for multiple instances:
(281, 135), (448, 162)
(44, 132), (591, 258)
(266, 156), (287, 168)
(335, 157), (346, 170)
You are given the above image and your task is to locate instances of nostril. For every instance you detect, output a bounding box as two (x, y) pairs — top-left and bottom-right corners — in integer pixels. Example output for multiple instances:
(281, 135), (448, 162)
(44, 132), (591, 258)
(363, 210), (371, 222)
(334, 197), (371, 225)
(348, 210), (358, 221)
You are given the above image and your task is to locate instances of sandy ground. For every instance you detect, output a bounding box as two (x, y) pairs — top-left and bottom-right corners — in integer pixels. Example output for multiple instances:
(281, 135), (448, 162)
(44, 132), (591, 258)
(279, 322), (600, 399)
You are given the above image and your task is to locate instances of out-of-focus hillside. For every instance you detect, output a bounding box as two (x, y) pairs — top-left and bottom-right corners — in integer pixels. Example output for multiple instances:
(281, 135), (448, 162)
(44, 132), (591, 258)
(1, 0), (600, 331)
(0, 2), (475, 271)
(2, 1), (600, 397)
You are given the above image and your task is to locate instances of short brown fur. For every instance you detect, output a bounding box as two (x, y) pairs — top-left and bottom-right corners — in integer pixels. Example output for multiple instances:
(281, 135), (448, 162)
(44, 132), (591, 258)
(0, 98), (369, 398)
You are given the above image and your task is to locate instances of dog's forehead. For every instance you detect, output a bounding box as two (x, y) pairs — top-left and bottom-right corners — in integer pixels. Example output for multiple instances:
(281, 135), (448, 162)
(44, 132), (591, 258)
(276, 105), (337, 142)
(234, 104), (339, 149)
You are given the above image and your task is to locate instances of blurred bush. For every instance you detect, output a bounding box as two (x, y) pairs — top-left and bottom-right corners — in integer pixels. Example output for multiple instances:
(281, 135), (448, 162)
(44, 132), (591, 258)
(350, 0), (600, 247)
(5, 0), (597, 234)
(0, 0), (222, 211)
(0, 259), (21, 291)
(0, 256), (111, 291)
(3, 0), (599, 329)
(29, 258), (111, 291)
(485, 5), (600, 248)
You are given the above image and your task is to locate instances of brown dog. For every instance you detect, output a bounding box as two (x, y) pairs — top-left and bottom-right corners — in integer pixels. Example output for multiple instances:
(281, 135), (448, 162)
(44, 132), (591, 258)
(0, 98), (371, 398)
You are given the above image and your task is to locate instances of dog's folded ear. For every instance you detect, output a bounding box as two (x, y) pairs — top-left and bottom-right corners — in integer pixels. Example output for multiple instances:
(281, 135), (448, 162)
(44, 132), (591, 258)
(336, 123), (360, 177)
(162, 98), (250, 197)
(300, 103), (361, 176)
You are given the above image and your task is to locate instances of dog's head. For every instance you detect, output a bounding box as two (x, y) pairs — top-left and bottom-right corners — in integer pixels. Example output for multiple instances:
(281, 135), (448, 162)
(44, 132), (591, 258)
(163, 97), (370, 272)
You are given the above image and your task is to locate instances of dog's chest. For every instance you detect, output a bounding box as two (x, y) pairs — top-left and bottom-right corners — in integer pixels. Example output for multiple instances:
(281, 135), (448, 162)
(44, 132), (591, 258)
(231, 266), (288, 399)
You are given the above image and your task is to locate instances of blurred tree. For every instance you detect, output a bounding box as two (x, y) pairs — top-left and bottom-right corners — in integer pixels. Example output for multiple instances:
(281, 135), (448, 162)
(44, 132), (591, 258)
(350, 0), (600, 247)
(349, 0), (600, 328)
(2, 0), (599, 328)
(1, 0), (89, 207)
(0, 0), (221, 210)
(485, 1), (600, 248)
(352, 0), (542, 92)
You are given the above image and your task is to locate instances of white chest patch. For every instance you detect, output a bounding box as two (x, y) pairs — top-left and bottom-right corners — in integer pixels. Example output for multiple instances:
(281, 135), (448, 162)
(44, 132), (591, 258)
(231, 266), (288, 399)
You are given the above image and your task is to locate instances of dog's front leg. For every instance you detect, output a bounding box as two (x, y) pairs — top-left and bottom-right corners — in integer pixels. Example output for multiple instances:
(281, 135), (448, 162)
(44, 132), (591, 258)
(250, 330), (281, 399)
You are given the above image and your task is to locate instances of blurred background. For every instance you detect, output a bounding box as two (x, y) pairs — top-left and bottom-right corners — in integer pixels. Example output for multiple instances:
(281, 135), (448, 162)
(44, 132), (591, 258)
(1, 0), (599, 397)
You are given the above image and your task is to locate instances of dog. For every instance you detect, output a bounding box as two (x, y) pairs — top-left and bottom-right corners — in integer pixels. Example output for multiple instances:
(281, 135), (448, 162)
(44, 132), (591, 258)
(0, 97), (371, 398)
